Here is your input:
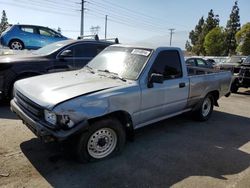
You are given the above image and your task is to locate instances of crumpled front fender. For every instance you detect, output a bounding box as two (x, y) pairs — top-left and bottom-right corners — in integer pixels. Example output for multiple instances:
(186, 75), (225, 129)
(53, 96), (109, 125)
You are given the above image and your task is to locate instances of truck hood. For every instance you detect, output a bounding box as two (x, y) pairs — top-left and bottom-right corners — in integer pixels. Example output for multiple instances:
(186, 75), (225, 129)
(14, 70), (127, 109)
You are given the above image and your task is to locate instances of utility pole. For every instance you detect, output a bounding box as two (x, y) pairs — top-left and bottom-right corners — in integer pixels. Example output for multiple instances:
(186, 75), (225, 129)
(105, 15), (108, 39)
(80, 0), (85, 36)
(169, 28), (175, 46)
(90, 26), (100, 35)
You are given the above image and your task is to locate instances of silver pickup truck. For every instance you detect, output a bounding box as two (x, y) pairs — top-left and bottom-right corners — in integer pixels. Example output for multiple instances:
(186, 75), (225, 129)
(11, 45), (232, 162)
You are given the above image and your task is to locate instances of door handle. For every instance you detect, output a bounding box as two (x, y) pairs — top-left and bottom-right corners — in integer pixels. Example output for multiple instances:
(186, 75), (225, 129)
(179, 83), (186, 88)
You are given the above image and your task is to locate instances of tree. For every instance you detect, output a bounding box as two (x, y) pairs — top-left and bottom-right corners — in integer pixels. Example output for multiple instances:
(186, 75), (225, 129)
(204, 27), (226, 56)
(203, 9), (220, 33)
(200, 9), (220, 55)
(236, 22), (250, 55)
(188, 10), (219, 55)
(188, 17), (205, 55)
(225, 1), (241, 55)
(185, 40), (192, 52)
(0, 10), (9, 35)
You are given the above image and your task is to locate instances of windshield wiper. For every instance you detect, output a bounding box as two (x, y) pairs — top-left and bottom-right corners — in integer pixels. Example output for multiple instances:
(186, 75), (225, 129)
(84, 65), (95, 74)
(97, 69), (127, 82)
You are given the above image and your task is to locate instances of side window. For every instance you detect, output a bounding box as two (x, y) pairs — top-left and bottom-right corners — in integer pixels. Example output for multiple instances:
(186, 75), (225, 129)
(197, 59), (207, 66)
(39, 28), (55, 37)
(67, 44), (97, 58)
(20, 26), (34, 34)
(151, 50), (182, 79)
(186, 59), (196, 66)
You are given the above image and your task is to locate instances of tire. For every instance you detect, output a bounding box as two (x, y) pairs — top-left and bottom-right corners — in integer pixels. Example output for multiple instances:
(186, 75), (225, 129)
(231, 81), (239, 93)
(9, 40), (24, 50)
(76, 118), (126, 163)
(193, 94), (214, 121)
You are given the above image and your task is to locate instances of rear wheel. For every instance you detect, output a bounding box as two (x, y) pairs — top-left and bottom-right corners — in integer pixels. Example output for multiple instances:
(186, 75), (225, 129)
(9, 40), (24, 50)
(76, 118), (126, 163)
(193, 94), (214, 121)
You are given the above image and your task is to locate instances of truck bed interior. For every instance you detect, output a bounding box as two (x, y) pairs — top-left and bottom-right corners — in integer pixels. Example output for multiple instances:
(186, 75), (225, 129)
(187, 67), (224, 76)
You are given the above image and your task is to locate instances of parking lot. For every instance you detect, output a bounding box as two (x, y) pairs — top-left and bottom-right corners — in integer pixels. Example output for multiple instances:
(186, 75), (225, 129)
(0, 89), (249, 188)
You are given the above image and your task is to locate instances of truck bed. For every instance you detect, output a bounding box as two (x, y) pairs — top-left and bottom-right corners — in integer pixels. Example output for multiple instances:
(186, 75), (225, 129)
(187, 67), (232, 107)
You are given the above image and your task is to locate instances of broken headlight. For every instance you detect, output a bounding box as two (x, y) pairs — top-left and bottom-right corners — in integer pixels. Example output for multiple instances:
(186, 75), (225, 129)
(44, 110), (57, 125)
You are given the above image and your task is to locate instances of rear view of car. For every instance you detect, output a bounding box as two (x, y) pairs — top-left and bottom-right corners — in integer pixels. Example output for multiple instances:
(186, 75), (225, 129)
(0, 24), (68, 50)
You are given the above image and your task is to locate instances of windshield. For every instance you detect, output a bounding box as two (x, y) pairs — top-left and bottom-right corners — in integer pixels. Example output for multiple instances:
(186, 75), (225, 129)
(87, 46), (152, 80)
(32, 40), (73, 55)
(243, 56), (250, 64)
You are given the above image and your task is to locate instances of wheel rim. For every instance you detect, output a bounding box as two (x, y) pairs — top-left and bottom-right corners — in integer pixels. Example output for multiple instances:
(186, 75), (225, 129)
(87, 128), (117, 159)
(11, 41), (22, 50)
(202, 97), (212, 117)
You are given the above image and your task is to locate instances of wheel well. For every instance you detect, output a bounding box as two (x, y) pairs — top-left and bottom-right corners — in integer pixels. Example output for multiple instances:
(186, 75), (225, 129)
(88, 111), (134, 141)
(209, 90), (219, 106)
(8, 39), (24, 48)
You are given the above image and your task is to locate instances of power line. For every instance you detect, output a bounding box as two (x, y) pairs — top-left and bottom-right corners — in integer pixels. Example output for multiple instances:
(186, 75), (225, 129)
(87, 3), (167, 31)
(89, 0), (189, 29)
(87, 1), (165, 29)
(86, 11), (166, 34)
(20, 0), (77, 11)
(87, 8), (168, 33)
(0, 1), (79, 17)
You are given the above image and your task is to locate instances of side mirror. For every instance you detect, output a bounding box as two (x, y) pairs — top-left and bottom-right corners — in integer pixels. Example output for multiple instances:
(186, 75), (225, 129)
(148, 73), (164, 88)
(60, 50), (72, 58)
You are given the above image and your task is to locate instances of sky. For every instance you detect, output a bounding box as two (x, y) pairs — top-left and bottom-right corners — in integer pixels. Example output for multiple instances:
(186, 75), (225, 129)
(1, 0), (250, 49)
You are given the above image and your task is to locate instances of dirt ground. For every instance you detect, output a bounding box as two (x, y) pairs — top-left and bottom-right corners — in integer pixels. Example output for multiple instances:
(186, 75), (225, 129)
(0, 89), (250, 188)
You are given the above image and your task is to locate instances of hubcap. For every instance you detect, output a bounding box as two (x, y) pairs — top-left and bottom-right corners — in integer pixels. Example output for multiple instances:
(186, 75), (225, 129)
(87, 128), (117, 159)
(202, 97), (212, 117)
(11, 41), (23, 50)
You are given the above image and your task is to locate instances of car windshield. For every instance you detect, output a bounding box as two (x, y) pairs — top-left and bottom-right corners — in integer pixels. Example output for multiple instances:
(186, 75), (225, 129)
(87, 46), (152, 80)
(243, 56), (250, 64)
(32, 40), (73, 55)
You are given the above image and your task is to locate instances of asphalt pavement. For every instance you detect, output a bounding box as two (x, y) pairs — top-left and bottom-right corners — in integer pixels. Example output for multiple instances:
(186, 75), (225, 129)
(0, 89), (249, 188)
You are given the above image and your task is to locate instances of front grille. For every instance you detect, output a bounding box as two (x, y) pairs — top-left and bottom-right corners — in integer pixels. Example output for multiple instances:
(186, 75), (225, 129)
(240, 67), (250, 77)
(15, 91), (43, 119)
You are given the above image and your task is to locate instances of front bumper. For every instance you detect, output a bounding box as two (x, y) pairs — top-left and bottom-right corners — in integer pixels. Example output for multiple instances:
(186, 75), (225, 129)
(10, 99), (89, 142)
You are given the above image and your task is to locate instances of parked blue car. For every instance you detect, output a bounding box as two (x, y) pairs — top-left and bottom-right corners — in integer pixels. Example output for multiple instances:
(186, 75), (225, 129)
(0, 24), (68, 50)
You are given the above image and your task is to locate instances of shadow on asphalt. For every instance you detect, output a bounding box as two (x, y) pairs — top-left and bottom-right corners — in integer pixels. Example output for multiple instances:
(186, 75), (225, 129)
(0, 100), (18, 120)
(20, 111), (250, 187)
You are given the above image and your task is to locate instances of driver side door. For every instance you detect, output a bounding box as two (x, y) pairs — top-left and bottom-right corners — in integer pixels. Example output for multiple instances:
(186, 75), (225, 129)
(137, 50), (189, 127)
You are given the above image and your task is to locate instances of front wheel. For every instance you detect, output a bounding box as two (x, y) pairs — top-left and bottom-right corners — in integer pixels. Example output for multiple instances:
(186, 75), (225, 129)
(193, 94), (214, 121)
(9, 40), (24, 50)
(231, 80), (239, 93)
(76, 118), (126, 163)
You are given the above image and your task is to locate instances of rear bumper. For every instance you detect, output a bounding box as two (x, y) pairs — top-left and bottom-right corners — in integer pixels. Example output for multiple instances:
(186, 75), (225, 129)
(10, 99), (89, 142)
